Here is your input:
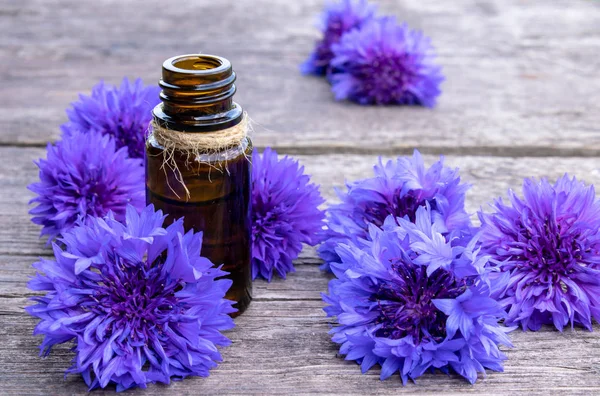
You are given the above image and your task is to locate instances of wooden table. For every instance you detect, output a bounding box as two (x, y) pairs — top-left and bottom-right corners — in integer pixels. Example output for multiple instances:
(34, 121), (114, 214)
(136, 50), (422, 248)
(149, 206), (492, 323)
(1, 0), (600, 394)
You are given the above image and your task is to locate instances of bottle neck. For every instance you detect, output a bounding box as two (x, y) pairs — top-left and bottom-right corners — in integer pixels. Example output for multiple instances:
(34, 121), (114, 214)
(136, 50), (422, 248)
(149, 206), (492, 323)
(152, 54), (243, 132)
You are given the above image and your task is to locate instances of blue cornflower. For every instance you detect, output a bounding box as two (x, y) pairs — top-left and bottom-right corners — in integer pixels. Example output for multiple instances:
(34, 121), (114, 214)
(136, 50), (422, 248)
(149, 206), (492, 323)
(319, 150), (471, 271)
(479, 175), (600, 331)
(301, 0), (377, 76)
(330, 17), (444, 106)
(28, 129), (145, 242)
(26, 205), (235, 391)
(251, 148), (325, 281)
(323, 205), (512, 384)
(63, 78), (160, 159)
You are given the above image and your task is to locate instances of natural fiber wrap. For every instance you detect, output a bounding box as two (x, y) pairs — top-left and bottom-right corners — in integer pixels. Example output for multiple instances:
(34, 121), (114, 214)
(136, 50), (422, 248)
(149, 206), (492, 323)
(149, 113), (250, 199)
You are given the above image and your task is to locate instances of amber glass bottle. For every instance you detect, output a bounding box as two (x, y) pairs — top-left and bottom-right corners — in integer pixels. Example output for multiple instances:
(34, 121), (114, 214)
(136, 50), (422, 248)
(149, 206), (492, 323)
(146, 54), (252, 316)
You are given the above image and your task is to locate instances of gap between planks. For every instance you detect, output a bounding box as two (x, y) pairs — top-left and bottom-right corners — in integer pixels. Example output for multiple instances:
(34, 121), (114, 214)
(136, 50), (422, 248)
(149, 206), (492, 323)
(1, 141), (599, 159)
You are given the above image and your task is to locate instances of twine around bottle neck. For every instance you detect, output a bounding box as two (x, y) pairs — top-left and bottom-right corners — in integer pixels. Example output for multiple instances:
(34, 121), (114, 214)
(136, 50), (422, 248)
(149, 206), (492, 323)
(151, 113), (248, 153)
(149, 113), (250, 200)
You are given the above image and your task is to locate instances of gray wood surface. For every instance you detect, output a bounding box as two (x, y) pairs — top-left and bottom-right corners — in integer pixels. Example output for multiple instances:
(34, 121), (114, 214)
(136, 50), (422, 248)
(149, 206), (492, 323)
(2, 0), (600, 156)
(2, 149), (600, 394)
(1, 0), (600, 394)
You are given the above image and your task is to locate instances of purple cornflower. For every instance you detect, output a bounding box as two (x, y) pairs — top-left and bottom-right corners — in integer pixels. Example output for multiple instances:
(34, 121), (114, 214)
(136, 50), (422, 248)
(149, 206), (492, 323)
(251, 148), (325, 281)
(319, 150), (471, 271)
(28, 130), (145, 242)
(330, 17), (444, 106)
(301, 0), (377, 76)
(63, 78), (160, 159)
(323, 205), (512, 384)
(27, 205), (235, 391)
(479, 175), (600, 331)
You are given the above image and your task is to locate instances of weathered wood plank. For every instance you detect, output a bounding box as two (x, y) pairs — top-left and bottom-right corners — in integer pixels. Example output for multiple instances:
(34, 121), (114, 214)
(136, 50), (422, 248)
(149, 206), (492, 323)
(4, 147), (600, 256)
(1, 0), (599, 155)
(2, 299), (600, 395)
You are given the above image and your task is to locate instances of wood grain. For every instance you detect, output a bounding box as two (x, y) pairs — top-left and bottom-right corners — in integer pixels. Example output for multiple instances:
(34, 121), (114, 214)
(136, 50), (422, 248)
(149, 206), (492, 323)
(1, 0), (599, 156)
(2, 0), (600, 393)
(3, 147), (599, 255)
(1, 147), (600, 394)
(2, 299), (600, 396)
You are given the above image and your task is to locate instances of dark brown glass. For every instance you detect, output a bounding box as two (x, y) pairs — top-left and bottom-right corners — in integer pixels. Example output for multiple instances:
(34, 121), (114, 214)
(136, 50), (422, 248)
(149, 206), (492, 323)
(146, 54), (252, 316)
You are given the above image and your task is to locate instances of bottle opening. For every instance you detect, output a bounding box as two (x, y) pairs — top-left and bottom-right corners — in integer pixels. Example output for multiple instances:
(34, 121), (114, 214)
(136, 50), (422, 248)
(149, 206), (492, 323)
(171, 55), (223, 72)
(165, 54), (229, 76)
